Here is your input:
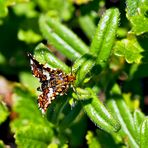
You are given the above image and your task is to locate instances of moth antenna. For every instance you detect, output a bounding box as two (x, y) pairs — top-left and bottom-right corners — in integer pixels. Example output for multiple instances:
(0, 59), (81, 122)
(27, 52), (33, 59)
(70, 66), (73, 76)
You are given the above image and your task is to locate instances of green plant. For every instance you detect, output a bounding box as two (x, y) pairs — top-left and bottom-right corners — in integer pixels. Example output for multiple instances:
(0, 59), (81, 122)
(0, 0), (148, 147)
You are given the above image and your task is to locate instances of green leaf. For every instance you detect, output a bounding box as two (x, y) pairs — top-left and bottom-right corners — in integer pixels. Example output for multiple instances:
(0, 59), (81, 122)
(0, 0), (8, 18)
(37, 0), (74, 21)
(114, 35), (143, 63)
(6, 0), (29, 5)
(134, 109), (145, 143)
(129, 63), (148, 79)
(0, 101), (9, 125)
(47, 143), (58, 148)
(116, 27), (128, 38)
(107, 84), (139, 148)
(67, 112), (87, 147)
(34, 43), (70, 73)
(86, 131), (101, 148)
(46, 95), (70, 124)
(13, 2), (38, 18)
(0, 0), (32, 18)
(19, 72), (40, 92)
(0, 52), (6, 64)
(95, 129), (123, 148)
(86, 129), (123, 148)
(81, 89), (121, 133)
(59, 103), (81, 129)
(73, 65), (121, 133)
(15, 123), (54, 148)
(0, 140), (5, 148)
(39, 15), (88, 61)
(78, 15), (96, 40)
(126, 0), (148, 35)
(123, 93), (140, 111)
(73, 53), (96, 86)
(90, 8), (120, 68)
(11, 85), (51, 132)
(18, 29), (42, 43)
(45, 15), (89, 54)
(140, 118), (148, 148)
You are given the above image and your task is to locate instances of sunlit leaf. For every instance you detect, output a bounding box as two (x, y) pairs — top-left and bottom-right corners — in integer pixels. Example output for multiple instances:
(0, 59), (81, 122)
(86, 131), (101, 148)
(37, 0), (74, 21)
(107, 84), (139, 148)
(0, 102), (9, 125)
(11, 85), (51, 132)
(15, 123), (54, 148)
(13, 2), (38, 18)
(126, 0), (148, 35)
(0, 140), (5, 148)
(0, 0), (8, 18)
(114, 35), (143, 63)
(18, 29), (42, 43)
(140, 118), (148, 148)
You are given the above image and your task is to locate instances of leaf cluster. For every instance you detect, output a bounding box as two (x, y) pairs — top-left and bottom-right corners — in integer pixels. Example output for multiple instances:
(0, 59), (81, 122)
(0, 0), (148, 147)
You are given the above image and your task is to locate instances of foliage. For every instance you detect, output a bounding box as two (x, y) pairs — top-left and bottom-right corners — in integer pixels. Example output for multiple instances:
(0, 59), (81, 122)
(0, 0), (148, 147)
(0, 102), (9, 125)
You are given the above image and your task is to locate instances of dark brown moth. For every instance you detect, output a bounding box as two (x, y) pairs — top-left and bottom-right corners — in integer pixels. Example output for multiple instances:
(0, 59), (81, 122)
(28, 53), (76, 114)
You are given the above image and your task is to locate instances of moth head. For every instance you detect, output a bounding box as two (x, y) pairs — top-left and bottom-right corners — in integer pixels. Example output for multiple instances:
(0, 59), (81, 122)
(67, 74), (76, 82)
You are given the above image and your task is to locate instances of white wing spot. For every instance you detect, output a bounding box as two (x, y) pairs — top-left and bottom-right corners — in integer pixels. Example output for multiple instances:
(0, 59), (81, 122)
(47, 88), (53, 98)
(30, 59), (34, 65)
(44, 63), (49, 68)
(43, 70), (50, 80)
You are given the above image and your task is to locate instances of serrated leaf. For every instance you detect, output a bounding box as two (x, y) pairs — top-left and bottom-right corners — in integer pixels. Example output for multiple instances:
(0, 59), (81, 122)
(126, 0), (148, 35)
(11, 86), (50, 132)
(15, 123), (54, 148)
(114, 35), (143, 63)
(0, 102), (9, 125)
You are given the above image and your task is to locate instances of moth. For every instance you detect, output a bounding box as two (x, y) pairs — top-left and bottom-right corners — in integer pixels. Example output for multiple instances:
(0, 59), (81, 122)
(28, 53), (76, 114)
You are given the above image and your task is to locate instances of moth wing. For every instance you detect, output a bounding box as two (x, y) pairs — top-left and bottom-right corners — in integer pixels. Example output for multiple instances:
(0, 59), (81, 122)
(38, 84), (55, 114)
(28, 53), (51, 82)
